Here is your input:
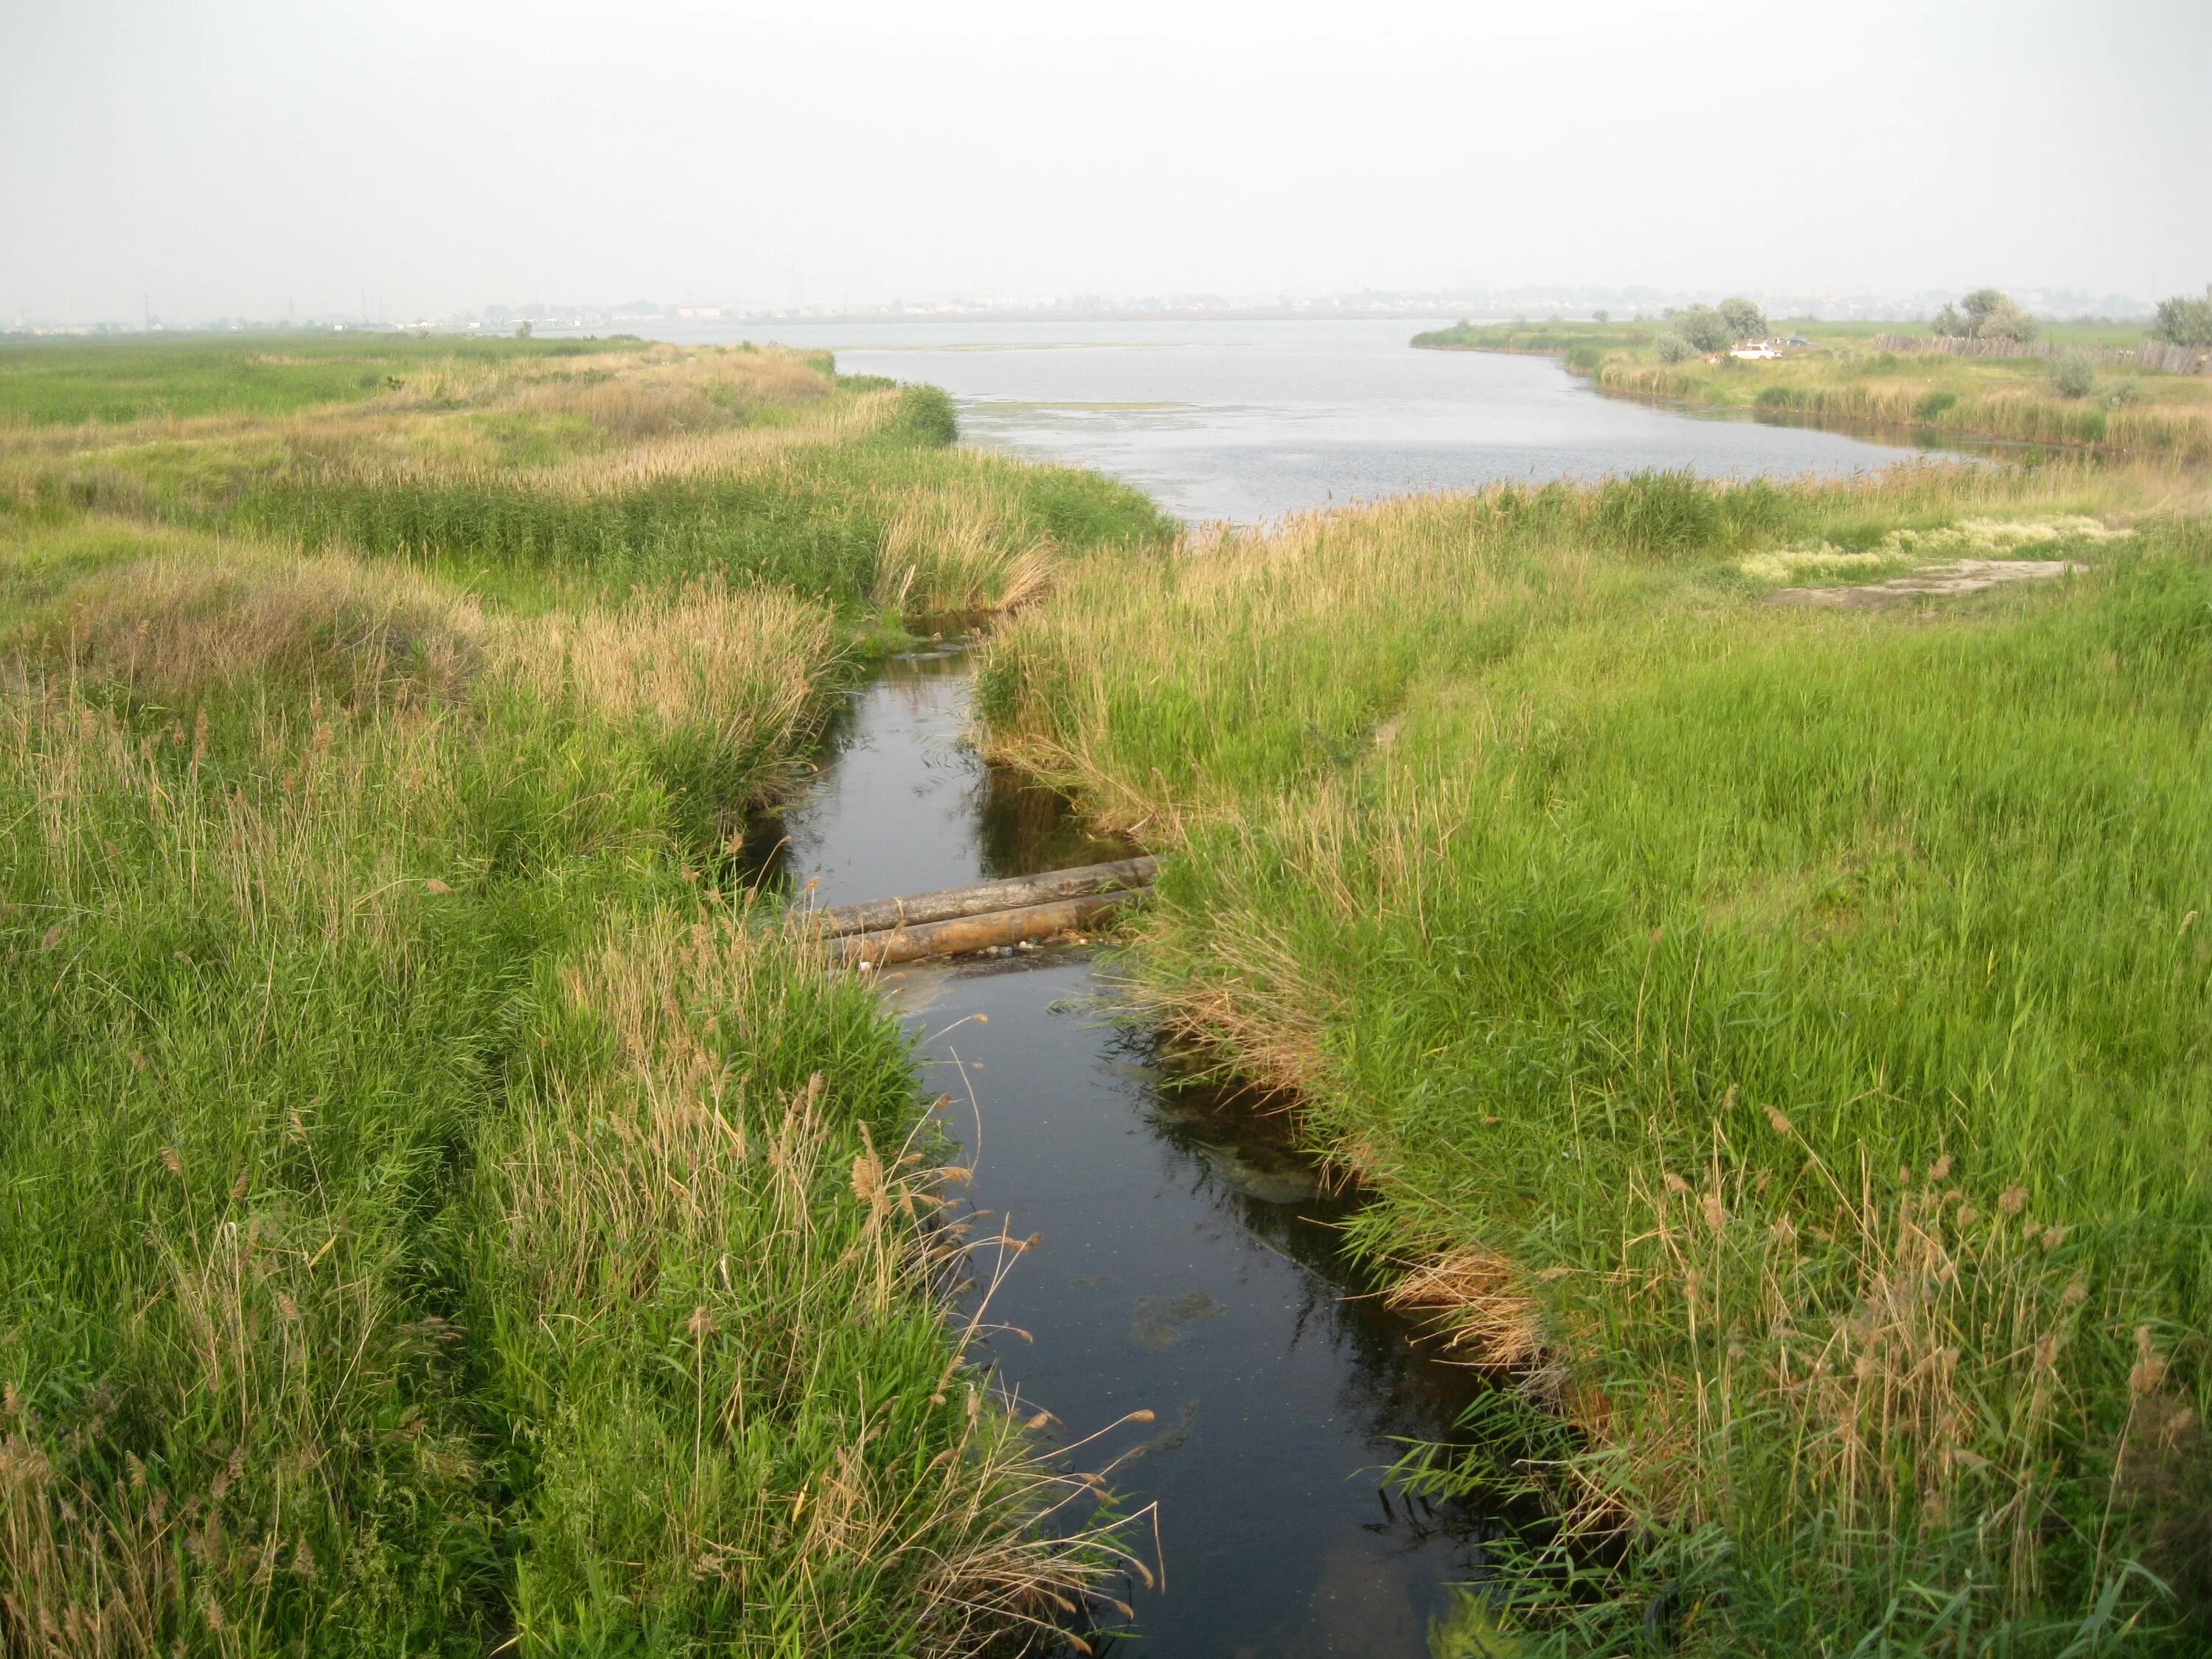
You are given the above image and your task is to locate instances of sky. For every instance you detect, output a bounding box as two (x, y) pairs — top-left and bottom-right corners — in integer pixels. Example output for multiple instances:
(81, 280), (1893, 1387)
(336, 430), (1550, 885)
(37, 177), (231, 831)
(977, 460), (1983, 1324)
(3, 0), (2208, 323)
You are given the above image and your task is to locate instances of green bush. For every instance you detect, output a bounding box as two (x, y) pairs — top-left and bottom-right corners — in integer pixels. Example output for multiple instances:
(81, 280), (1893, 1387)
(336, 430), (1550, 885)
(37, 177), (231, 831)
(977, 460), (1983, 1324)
(1915, 389), (1960, 422)
(1963, 287), (2039, 344)
(2048, 351), (2098, 399)
(1718, 296), (1767, 341)
(1672, 305), (1734, 353)
(1655, 332), (1694, 364)
(883, 383), (959, 447)
(2152, 285), (2212, 348)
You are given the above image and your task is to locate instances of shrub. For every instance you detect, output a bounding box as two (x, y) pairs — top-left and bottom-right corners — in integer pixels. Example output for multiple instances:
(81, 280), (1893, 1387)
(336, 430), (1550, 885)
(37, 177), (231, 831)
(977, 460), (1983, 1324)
(1655, 333), (1695, 364)
(1718, 296), (1767, 341)
(2107, 378), (2151, 408)
(2047, 351), (2097, 399)
(1672, 305), (1733, 352)
(2152, 285), (2212, 348)
(1754, 385), (1793, 408)
(1915, 389), (1960, 422)
(1962, 288), (2038, 344)
(1932, 302), (1967, 338)
(1564, 344), (1603, 372)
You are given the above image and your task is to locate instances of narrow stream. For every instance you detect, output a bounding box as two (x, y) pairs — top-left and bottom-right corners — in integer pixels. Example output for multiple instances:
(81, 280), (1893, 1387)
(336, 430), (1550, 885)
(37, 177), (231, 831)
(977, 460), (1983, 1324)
(749, 647), (1496, 1655)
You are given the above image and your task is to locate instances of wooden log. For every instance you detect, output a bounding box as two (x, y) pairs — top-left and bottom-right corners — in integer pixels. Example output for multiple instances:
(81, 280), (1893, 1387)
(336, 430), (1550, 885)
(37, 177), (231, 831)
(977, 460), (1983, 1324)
(834, 892), (1133, 966)
(806, 856), (1157, 939)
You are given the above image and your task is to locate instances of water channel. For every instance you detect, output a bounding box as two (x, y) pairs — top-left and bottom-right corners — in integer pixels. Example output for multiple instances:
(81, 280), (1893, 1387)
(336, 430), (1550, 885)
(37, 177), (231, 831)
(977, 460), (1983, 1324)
(749, 650), (1492, 1656)
(709, 319), (1961, 1649)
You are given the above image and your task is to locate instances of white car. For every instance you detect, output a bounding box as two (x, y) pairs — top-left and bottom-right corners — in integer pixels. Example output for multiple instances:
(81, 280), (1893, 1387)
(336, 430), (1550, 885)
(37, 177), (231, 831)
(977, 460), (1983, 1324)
(1730, 341), (1782, 360)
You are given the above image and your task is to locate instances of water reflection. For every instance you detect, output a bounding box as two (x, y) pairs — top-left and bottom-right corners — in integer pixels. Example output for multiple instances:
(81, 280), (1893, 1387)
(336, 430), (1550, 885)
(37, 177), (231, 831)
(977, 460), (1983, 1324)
(622, 317), (1975, 525)
(894, 958), (1492, 1656)
(754, 655), (1500, 1655)
(741, 648), (1133, 898)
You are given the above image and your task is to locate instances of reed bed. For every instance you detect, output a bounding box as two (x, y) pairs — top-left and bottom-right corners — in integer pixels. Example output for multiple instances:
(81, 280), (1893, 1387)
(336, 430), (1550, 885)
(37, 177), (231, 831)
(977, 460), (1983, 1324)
(0, 341), (1169, 619)
(981, 465), (2212, 1655)
(1411, 319), (2212, 463)
(1591, 358), (2212, 463)
(0, 333), (1164, 1655)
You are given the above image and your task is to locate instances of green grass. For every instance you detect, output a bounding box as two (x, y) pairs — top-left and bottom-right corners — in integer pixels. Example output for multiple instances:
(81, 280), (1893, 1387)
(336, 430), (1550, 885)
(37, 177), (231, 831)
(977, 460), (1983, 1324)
(0, 333), (655, 425)
(1413, 319), (2212, 462)
(4, 340), (1170, 618)
(0, 340), (1146, 1653)
(979, 467), (2212, 1655)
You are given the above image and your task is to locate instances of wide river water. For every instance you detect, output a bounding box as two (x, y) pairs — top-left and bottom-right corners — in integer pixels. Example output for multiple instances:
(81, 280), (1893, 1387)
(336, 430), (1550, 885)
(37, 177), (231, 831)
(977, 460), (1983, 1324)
(635, 315), (1956, 522)
(703, 319), (1941, 1651)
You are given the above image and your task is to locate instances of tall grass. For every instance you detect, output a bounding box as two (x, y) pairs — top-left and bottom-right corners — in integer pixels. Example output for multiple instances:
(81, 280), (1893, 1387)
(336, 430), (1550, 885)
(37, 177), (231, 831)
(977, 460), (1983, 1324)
(0, 337), (1147, 1652)
(979, 466), (2212, 1655)
(1, 341), (1171, 619)
(1413, 319), (2212, 463)
(1591, 358), (2212, 462)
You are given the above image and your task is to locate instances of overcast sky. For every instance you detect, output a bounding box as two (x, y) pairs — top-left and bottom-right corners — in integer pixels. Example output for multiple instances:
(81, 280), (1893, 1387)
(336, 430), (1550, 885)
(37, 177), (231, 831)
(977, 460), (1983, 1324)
(4, 0), (2208, 322)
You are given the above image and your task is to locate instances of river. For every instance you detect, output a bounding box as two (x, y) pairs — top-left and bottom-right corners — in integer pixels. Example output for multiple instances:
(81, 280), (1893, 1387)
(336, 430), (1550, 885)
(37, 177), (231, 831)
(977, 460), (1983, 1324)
(629, 315), (1958, 523)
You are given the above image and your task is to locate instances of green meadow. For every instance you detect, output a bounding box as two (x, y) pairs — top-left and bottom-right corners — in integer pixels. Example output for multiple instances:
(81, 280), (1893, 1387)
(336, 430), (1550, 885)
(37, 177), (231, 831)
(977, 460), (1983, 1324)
(8, 325), (2211, 1658)
(0, 335), (1164, 1654)
(981, 464), (2212, 1655)
(1414, 319), (2212, 464)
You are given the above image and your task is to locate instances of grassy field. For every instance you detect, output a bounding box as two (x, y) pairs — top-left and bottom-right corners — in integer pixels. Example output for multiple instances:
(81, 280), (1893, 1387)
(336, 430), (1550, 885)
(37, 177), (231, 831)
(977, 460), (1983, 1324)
(1413, 319), (2212, 465)
(0, 336), (1165, 1653)
(0, 333), (653, 425)
(979, 463), (2212, 1655)
(1, 334), (1167, 621)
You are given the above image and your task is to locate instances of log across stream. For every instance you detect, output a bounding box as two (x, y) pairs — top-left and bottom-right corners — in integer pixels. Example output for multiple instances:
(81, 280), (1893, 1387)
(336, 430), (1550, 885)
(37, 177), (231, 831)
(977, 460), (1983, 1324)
(809, 857), (1158, 964)
(743, 643), (1501, 1655)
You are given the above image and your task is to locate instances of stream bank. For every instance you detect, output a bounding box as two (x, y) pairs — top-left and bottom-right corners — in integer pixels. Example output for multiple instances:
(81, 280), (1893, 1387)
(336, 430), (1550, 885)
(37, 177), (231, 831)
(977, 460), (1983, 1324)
(746, 646), (1503, 1655)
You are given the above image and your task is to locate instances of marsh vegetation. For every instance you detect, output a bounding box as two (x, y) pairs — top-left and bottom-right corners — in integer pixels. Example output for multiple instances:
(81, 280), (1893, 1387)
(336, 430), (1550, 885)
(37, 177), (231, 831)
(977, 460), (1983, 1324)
(981, 462), (2212, 1655)
(0, 335), (1164, 1654)
(1413, 316), (2212, 463)
(7, 328), (2210, 1658)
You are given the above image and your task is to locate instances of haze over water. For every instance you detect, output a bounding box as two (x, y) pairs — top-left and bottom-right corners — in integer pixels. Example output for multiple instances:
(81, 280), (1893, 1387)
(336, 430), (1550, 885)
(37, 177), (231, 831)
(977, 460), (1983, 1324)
(643, 316), (1962, 523)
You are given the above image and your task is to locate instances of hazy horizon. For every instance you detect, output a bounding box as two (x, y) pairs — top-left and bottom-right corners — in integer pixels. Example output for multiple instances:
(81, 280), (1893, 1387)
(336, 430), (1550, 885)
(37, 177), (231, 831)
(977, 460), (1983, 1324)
(5, 0), (2208, 327)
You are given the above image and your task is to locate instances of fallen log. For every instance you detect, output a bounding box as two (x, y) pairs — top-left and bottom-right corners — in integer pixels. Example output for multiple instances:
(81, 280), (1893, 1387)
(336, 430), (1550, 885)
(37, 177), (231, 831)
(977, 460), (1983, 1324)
(808, 856), (1157, 939)
(834, 892), (1133, 967)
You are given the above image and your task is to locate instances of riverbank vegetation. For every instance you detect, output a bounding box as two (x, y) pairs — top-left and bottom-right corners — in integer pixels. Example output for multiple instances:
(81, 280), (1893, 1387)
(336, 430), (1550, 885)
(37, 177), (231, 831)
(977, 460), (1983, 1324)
(979, 461), (2212, 1655)
(1413, 310), (2212, 463)
(0, 335), (1165, 1652)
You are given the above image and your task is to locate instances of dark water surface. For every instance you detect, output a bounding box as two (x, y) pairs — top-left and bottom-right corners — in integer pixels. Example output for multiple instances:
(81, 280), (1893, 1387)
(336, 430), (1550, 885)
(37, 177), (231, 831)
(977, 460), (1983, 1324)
(751, 652), (1490, 1655)
(627, 316), (1963, 524)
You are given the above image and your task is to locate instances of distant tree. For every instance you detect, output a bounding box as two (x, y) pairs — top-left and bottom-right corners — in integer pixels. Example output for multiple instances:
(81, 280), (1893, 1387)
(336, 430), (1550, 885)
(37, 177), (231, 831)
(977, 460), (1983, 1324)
(1961, 288), (2037, 343)
(1717, 296), (1767, 341)
(2152, 285), (2212, 348)
(1593, 308), (1610, 323)
(515, 319), (533, 338)
(2046, 351), (2096, 398)
(1655, 332), (1695, 364)
(1672, 305), (1733, 353)
(1931, 302), (1967, 337)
